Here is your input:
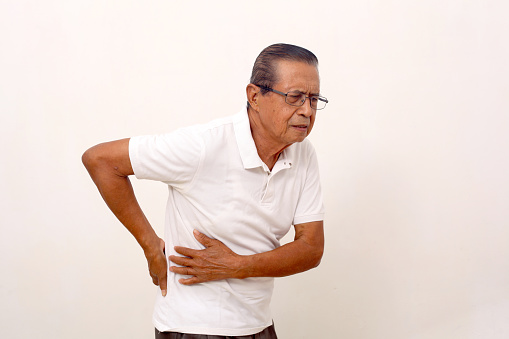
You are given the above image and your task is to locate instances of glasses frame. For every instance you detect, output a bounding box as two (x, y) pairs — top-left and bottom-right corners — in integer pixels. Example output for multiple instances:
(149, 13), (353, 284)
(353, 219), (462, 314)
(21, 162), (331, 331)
(254, 84), (328, 110)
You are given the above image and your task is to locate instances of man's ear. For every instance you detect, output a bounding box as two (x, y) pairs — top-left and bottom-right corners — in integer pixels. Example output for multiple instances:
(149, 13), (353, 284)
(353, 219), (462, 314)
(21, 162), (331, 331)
(246, 84), (260, 111)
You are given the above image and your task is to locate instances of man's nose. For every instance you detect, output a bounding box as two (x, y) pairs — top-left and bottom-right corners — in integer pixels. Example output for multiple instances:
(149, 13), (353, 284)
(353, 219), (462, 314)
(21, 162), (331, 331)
(298, 97), (315, 117)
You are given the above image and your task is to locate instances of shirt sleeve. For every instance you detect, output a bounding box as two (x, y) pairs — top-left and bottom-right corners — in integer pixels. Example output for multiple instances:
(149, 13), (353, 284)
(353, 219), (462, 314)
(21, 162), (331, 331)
(128, 126), (205, 191)
(293, 141), (325, 225)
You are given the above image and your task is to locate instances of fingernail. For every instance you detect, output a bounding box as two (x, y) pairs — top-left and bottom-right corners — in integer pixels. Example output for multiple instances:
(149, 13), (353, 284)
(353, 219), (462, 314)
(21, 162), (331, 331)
(162, 290), (167, 297)
(193, 229), (199, 236)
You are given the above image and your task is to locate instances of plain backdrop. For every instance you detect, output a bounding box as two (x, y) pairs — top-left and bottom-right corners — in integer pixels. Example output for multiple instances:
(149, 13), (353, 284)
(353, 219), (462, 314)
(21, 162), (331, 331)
(1, 1), (508, 338)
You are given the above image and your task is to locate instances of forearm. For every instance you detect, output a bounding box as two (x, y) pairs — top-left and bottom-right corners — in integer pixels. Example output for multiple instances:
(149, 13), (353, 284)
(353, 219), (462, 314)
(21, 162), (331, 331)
(238, 234), (323, 279)
(82, 142), (159, 253)
(83, 139), (168, 294)
(170, 221), (324, 285)
(94, 173), (158, 252)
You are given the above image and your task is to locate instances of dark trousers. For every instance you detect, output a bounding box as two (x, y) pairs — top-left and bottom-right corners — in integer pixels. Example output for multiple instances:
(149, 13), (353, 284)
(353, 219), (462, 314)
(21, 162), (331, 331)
(155, 324), (278, 339)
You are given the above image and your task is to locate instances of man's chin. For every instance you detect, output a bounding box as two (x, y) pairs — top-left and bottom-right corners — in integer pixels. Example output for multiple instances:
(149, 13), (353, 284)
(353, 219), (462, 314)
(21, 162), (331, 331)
(292, 135), (308, 144)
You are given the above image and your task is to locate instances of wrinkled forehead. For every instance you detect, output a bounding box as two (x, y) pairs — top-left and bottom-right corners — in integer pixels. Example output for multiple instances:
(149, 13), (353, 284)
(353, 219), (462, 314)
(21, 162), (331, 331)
(274, 60), (320, 93)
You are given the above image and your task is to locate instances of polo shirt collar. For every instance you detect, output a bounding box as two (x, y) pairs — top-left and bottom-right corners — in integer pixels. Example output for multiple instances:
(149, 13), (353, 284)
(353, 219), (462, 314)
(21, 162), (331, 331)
(233, 108), (293, 171)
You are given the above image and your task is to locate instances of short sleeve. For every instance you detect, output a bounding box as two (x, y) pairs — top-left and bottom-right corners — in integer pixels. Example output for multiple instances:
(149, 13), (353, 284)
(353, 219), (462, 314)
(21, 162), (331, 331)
(129, 126), (205, 191)
(293, 142), (325, 225)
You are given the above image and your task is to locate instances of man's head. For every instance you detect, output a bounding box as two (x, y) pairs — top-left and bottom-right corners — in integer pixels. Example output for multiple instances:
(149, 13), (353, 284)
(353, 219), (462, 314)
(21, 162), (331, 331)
(246, 44), (323, 153)
(249, 43), (319, 96)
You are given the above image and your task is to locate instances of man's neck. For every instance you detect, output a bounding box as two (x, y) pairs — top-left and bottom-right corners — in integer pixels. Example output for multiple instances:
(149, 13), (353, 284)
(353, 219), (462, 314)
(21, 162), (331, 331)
(247, 108), (290, 171)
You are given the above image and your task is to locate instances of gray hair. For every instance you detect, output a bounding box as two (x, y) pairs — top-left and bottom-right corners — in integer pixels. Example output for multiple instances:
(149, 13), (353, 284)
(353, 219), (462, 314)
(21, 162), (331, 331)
(250, 43), (318, 94)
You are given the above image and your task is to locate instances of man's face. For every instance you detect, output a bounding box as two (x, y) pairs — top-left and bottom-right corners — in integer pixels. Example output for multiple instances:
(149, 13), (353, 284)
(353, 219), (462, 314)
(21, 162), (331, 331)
(256, 60), (320, 148)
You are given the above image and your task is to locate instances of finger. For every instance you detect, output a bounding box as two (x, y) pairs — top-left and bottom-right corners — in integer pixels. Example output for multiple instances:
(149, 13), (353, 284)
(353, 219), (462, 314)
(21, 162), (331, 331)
(169, 265), (195, 276)
(193, 229), (215, 247)
(159, 271), (167, 297)
(169, 255), (193, 267)
(178, 276), (201, 285)
(151, 275), (159, 286)
(174, 246), (198, 257)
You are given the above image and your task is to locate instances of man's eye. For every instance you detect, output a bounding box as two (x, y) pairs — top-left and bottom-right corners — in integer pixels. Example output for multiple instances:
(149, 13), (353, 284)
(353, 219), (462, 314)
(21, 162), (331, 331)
(287, 93), (303, 102)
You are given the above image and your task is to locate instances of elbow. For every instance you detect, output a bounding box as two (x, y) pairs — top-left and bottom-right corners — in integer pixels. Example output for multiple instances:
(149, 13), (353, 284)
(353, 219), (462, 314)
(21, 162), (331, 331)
(82, 145), (107, 174)
(82, 147), (98, 172)
(311, 249), (323, 269)
(306, 246), (323, 270)
(312, 257), (322, 269)
(81, 148), (91, 169)
(82, 139), (132, 179)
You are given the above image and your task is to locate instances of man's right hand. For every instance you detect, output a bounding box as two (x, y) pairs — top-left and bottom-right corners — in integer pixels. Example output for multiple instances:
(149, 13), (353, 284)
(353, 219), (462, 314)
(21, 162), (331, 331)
(145, 237), (168, 297)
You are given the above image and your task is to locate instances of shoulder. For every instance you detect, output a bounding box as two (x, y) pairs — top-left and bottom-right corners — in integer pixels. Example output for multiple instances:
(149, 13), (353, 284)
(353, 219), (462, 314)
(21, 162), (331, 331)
(177, 114), (235, 139)
(141, 114), (235, 143)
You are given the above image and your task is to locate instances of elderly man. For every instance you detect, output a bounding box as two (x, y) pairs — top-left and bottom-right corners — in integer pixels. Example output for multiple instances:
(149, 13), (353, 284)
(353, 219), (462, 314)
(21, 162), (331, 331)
(82, 43), (327, 338)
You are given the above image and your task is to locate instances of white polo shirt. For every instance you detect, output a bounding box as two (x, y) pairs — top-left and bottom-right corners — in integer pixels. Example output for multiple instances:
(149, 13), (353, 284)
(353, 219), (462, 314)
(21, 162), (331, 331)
(129, 108), (324, 336)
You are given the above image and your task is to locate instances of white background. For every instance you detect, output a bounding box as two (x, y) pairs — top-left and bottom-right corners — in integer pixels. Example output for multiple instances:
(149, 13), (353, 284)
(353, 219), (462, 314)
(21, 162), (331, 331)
(1, 1), (508, 338)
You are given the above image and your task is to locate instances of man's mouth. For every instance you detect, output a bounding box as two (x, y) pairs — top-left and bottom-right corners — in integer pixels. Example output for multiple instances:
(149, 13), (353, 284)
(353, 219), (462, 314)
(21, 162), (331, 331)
(292, 124), (308, 131)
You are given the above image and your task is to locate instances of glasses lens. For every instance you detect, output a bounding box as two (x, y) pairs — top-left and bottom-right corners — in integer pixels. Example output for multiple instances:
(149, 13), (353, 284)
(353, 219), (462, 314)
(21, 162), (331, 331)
(313, 96), (327, 110)
(286, 92), (305, 106)
(284, 91), (328, 110)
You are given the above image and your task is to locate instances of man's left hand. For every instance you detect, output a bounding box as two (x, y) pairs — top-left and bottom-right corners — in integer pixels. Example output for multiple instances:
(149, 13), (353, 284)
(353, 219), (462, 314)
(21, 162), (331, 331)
(168, 230), (243, 285)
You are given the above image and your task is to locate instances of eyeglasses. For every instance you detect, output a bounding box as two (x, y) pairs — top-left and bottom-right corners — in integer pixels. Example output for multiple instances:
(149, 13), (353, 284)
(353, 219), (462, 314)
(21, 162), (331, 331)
(254, 84), (328, 110)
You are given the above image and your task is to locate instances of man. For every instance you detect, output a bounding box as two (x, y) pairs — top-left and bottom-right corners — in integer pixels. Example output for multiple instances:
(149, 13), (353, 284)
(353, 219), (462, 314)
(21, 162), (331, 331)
(82, 43), (328, 338)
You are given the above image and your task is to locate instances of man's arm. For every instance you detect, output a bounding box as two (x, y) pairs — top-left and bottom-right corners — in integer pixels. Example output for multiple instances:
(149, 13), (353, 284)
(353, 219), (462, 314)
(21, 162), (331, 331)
(169, 221), (324, 285)
(82, 138), (168, 296)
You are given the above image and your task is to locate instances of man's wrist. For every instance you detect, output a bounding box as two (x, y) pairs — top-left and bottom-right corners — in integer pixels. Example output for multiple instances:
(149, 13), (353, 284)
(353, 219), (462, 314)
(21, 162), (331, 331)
(233, 255), (252, 280)
(139, 232), (162, 258)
